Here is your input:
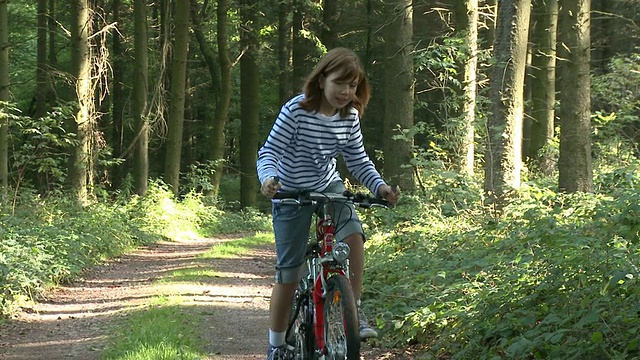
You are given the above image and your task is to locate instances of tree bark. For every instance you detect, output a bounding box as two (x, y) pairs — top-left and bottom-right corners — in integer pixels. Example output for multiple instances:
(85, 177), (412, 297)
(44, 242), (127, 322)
(557, 0), (593, 192)
(278, 0), (292, 104)
(240, 0), (260, 208)
(69, 0), (93, 205)
(292, 0), (306, 92)
(133, 0), (149, 196)
(0, 0), (8, 195)
(454, 0), (479, 175)
(209, 0), (233, 198)
(164, 0), (190, 196)
(111, 0), (125, 189)
(484, 0), (531, 205)
(35, 0), (48, 119)
(383, 0), (415, 190)
(321, 0), (339, 49)
(528, 0), (557, 173)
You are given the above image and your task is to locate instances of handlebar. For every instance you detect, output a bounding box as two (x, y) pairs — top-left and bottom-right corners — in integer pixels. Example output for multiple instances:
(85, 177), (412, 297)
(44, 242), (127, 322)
(272, 190), (391, 209)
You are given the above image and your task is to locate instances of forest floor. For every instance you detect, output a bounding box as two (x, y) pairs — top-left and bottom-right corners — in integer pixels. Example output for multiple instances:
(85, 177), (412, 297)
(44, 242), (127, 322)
(0, 235), (416, 359)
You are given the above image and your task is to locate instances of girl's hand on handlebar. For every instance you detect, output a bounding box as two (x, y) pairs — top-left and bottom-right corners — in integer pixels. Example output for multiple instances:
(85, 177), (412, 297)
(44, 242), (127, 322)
(378, 184), (400, 205)
(261, 176), (282, 198)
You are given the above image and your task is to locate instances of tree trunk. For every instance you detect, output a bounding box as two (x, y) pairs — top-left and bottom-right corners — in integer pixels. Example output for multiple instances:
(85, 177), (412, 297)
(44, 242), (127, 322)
(557, 0), (593, 193)
(111, 0), (125, 189)
(321, 0), (339, 49)
(35, 0), (48, 119)
(292, 0), (306, 92)
(454, 0), (479, 175)
(485, 0), (497, 46)
(164, 0), (190, 197)
(133, 0), (149, 196)
(484, 0), (531, 205)
(47, 0), (57, 106)
(209, 0), (233, 198)
(528, 0), (557, 174)
(383, 0), (415, 190)
(278, 0), (292, 104)
(69, 0), (93, 205)
(240, 0), (260, 208)
(0, 0), (8, 195)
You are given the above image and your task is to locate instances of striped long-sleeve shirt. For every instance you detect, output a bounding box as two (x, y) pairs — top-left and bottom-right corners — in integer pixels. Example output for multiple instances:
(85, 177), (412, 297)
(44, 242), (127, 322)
(257, 94), (386, 195)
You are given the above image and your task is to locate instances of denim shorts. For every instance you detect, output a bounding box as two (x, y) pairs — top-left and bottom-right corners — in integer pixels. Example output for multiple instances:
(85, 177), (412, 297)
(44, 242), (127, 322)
(271, 180), (364, 284)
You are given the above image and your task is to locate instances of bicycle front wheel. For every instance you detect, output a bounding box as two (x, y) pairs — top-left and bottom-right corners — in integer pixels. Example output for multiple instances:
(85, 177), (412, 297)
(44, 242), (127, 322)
(323, 275), (360, 360)
(288, 289), (315, 359)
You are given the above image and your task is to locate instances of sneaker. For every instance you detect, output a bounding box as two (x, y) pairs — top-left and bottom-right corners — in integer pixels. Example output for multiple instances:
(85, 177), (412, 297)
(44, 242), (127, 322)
(357, 303), (379, 340)
(267, 344), (293, 360)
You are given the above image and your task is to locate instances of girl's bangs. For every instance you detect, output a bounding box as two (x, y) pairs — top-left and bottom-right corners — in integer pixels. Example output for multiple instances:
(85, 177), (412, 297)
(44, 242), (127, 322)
(329, 58), (362, 82)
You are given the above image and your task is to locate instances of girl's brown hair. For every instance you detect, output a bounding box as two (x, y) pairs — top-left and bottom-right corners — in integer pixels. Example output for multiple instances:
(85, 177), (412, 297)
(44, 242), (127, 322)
(299, 47), (371, 117)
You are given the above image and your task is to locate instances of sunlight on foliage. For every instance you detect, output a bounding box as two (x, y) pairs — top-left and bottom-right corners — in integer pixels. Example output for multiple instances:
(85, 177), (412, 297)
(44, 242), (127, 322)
(359, 166), (640, 359)
(0, 180), (270, 315)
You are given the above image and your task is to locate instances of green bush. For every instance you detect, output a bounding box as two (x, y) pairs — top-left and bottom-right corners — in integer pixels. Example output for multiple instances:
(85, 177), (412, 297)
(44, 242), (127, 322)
(0, 179), (270, 315)
(362, 170), (640, 360)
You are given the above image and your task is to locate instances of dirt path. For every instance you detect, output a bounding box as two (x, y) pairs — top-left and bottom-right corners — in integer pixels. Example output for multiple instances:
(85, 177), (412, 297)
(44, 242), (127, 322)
(0, 235), (411, 360)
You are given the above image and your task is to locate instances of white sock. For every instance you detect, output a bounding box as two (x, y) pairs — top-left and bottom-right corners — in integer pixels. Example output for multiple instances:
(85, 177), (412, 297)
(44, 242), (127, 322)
(269, 329), (286, 347)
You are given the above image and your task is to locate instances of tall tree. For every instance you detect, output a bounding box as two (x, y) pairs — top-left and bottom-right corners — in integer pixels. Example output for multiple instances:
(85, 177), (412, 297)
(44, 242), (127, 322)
(292, 0), (306, 92)
(321, 0), (339, 49)
(209, 0), (233, 198)
(454, 0), (479, 175)
(0, 0), (8, 195)
(484, 0), (497, 46)
(528, 0), (557, 173)
(484, 0), (531, 204)
(239, 0), (260, 208)
(46, 0), (57, 106)
(69, 0), (94, 204)
(133, 0), (149, 195)
(383, 0), (415, 190)
(164, 0), (190, 196)
(278, 0), (292, 104)
(111, 0), (125, 188)
(557, 0), (593, 192)
(35, 0), (48, 119)
(191, 0), (233, 198)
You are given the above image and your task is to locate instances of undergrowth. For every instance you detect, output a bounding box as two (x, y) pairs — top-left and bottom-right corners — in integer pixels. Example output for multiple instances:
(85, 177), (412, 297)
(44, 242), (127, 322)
(0, 180), (271, 315)
(3, 163), (640, 360)
(361, 165), (640, 359)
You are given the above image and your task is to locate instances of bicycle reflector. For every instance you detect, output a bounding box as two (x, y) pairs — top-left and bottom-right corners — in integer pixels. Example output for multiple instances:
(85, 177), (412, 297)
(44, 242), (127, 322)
(332, 242), (350, 263)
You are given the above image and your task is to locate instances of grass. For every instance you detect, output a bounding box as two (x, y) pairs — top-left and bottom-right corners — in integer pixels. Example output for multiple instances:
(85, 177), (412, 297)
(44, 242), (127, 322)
(103, 231), (275, 358)
(198, 232), (274, 259)
(103, 296), (210, 360)
(158, 267), (222, 284)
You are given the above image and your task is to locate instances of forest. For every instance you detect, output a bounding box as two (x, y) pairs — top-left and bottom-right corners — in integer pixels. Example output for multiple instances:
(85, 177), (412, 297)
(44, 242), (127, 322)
(1, 0), (640, 359)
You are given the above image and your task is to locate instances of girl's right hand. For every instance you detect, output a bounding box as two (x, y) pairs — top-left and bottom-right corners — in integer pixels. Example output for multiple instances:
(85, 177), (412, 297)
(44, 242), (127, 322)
(260, 177), (281, 198)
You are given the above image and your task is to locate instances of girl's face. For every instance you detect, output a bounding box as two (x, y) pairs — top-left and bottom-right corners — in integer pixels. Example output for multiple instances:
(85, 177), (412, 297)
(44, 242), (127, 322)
(319, 71), (358, 116)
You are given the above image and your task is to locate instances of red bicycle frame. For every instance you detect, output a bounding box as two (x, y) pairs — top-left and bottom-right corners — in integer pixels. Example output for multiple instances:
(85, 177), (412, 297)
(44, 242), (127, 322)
(312, 212), (348, 353)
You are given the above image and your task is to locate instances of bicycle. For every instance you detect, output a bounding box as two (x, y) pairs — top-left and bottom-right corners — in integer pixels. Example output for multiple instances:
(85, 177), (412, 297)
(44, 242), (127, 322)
(272, 189), (391, 360)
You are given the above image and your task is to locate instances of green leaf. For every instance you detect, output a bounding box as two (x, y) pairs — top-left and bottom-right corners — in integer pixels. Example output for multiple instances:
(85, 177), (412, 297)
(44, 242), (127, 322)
(591, 331), (604, 344)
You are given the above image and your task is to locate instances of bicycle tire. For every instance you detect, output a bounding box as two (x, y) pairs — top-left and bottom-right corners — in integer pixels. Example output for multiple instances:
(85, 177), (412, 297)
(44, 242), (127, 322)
(323, 275), (360, 359)
(288, 289), (315, 359)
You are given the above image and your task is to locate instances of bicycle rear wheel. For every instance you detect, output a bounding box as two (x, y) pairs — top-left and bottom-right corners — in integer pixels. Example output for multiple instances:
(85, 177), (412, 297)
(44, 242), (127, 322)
(323, 275), (360, 359)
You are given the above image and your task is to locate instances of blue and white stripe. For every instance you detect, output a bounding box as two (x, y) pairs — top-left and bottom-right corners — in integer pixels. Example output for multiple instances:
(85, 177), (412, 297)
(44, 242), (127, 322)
(257, 94), (385, 195)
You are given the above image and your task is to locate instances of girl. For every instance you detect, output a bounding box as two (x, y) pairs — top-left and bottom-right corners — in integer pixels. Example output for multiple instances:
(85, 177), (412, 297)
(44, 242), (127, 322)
(257, 47), (400, 359)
